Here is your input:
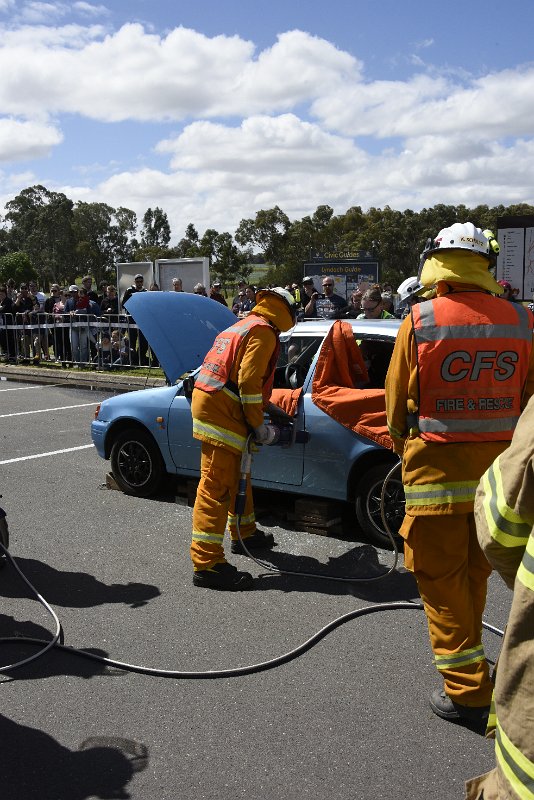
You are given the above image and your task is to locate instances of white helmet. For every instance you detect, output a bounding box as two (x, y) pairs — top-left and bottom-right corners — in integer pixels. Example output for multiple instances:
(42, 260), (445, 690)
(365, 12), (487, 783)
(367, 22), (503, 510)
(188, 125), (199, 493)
(428, 222), (490, 259)
(256, 286), (297, 323)
(397, 276), (422, 304)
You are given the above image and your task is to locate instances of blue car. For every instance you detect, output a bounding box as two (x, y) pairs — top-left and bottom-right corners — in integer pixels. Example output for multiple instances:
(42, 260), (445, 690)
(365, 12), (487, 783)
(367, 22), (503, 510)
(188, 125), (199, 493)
(91, 292), (404, 547)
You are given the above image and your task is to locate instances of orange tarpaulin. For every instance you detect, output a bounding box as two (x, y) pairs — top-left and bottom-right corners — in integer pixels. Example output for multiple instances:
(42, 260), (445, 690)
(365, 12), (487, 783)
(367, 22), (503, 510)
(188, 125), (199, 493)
(311, 320), (394, 450)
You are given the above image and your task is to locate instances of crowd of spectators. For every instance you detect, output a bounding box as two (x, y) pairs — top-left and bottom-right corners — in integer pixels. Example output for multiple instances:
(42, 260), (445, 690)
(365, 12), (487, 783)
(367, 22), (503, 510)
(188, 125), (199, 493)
(0, 274), (267, 368)
(2, 273), (531, 368)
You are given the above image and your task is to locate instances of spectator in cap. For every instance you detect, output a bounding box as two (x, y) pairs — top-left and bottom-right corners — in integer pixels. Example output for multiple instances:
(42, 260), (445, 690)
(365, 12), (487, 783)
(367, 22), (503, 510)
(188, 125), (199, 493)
(210, 281), (228, 306)
(301, 277), (318, 317)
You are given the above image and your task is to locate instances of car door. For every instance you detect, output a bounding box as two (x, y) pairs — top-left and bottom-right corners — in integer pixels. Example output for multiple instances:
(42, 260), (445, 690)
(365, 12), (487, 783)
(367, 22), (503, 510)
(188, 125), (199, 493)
(167, 389), (201, 473)
(251, 333), (324, 487)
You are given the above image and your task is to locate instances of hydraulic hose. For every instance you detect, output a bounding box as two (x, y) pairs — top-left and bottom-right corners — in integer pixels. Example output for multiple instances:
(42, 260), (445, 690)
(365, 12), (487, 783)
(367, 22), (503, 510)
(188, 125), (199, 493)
(234, 435), (400, 583)
(0, 540), (422, 677)
(0, 456), (503, 679)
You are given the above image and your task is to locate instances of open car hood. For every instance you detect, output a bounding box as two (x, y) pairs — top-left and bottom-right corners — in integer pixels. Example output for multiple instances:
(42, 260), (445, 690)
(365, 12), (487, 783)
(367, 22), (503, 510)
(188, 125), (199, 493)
(125, 292), (236, 383)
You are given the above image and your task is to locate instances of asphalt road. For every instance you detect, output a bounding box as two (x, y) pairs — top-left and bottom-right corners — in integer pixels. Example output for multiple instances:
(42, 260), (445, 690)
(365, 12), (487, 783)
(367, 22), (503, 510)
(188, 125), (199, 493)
(0, 378), (509, 800)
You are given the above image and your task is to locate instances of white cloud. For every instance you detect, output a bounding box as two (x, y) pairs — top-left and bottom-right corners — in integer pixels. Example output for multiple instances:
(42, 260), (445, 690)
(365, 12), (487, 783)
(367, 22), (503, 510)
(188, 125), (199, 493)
(415, 38), (434, 49)
(0, 17), (532, 234)
(45, 118), (534, 237)
(0, 25), (359, 122)
(0, 117), (62, 161)
(73, 2), (109, 17)
(17, 2), (69, 24)
(156, 114), (360, 174)
(312, 66), (534, 140)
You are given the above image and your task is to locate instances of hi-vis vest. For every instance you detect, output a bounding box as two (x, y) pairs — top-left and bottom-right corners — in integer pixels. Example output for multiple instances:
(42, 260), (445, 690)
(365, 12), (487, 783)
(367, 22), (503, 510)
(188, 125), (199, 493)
(411, 293), (533, 443)
(195, 315), (279, 406)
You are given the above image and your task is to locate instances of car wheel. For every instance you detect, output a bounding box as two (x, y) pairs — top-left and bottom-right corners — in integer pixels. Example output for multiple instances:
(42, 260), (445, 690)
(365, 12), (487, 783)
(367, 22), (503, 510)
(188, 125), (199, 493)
(110, 428), (165, 497)
(354, 462), (404, 549)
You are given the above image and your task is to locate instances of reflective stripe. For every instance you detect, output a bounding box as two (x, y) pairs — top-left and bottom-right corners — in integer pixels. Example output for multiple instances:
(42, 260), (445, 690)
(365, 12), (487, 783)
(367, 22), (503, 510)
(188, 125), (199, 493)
(417, 299), (533, 339)
(192, 530), (224, 544)
(481, 459), (532, 548)
(419, 416), (519, 434)
(221, 386), (240, 401)
(404, 481), (478, 506)
(434, 644), (486, 670)
(415, 323), (533, 343)
(192, 419), (247, 451)
(496, 721), (534, 799)
(228, 512), (255, 526)
(486, 695), (497, 734)
(241, 393), (262, 404)
(517, 537), (534, 592)
(197, 372), (225, 390)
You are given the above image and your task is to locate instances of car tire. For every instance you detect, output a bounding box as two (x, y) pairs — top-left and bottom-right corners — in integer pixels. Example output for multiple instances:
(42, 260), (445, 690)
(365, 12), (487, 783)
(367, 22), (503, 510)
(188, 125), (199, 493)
(354, 462), (404, 549)
(110, 427), (165, 497)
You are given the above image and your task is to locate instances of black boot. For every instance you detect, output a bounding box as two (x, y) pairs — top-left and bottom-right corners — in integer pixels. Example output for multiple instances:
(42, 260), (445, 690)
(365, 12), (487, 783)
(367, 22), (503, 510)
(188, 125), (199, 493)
(193, 561), (253, 591)
(429, 689), (490, 724)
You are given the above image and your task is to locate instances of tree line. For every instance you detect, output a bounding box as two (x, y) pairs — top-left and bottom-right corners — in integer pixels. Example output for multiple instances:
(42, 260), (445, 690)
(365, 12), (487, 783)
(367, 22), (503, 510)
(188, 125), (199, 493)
(1, 184), (532, 291)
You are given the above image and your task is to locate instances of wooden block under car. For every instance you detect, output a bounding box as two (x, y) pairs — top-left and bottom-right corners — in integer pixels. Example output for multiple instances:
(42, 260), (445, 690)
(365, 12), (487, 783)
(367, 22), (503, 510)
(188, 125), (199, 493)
(106, 472), (120, 491)
(289, 498), (342, 535)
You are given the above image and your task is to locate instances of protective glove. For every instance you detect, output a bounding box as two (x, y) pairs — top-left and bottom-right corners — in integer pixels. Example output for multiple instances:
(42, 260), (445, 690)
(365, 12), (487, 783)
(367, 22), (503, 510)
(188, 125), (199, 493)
(254, 423), (277, 445)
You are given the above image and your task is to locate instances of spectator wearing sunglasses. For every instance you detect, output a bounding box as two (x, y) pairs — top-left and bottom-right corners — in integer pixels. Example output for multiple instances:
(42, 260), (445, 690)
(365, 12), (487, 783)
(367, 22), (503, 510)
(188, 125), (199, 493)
(357, 285), (394, 320)
(308, 276), (348, 319)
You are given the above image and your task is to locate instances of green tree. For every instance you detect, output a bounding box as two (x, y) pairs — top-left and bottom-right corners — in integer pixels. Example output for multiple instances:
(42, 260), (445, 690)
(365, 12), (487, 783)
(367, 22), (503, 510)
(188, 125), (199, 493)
(0, 251), (37, 285)
(235, 206), (291, 267)
(140, 207), (171, 249)
(212, 232), (247, 285)
(198, 228), (219, 266)
(72, 202), (137, 284)
(175, 223), (200, 257)
(5, 185), (76, 286)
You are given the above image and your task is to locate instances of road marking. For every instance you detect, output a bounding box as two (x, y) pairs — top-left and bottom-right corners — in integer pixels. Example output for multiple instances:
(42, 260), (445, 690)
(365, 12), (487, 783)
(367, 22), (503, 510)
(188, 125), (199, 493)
(0, 383), (63, 392)
(0, 402), (99, 418)
(0, 444), (94, 465)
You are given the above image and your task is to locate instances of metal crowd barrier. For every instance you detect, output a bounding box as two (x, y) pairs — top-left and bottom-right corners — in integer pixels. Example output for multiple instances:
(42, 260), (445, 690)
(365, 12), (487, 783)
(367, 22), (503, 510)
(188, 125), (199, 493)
(0, 313), (159, 370)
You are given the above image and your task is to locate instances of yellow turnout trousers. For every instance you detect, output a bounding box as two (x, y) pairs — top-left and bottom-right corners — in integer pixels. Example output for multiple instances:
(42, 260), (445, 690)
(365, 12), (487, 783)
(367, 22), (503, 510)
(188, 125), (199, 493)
(400, 513), (493, 707)
(191, 442), (256, 570)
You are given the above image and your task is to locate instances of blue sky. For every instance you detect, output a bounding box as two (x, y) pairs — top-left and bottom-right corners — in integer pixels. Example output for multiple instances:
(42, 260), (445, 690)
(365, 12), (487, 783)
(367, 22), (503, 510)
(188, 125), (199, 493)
(0, 0), (533, 240)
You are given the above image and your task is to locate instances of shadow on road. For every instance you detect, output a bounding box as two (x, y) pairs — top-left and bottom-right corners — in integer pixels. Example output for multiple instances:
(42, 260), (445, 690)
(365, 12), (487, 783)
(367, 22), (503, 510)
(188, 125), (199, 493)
(0, 713), (147, 799)
(0, 614), (128, 681)
(246, 544), (420, 602)
(0, 556), (161, 608)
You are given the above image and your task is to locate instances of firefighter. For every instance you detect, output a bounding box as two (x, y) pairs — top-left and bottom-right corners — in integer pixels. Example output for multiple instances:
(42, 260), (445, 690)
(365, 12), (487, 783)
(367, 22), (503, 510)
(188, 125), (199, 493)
(385, 222), (534, 725)
(190, 287), (297, 590)
(465, 394), (534, 799)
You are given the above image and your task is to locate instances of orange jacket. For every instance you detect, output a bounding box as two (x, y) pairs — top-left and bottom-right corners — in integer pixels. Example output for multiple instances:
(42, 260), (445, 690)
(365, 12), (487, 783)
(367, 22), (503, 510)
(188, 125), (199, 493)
(385, 284), (534, 514)
(192, 295), (292, 454)
(412, 292), (533, 443)
(195, 315), (279, 407)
